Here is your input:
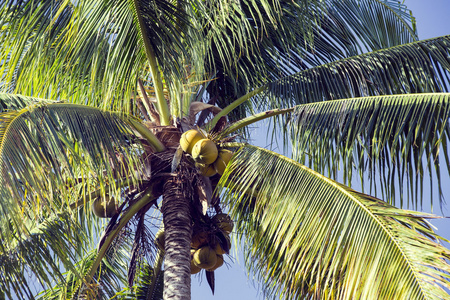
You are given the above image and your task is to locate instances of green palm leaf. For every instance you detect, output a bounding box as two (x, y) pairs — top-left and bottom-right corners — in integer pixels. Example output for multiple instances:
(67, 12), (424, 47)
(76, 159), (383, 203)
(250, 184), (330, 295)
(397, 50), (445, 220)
(0, 94), (163, 298)
(285, 93), (450, 208)
(0, 95), (144, 245)
(37, 244), (130, 300)
(117, 263), (164, 300)
(219, 145), (450, 299)
(206, 0), (417, 120)
(0, 213), (85, 299)
(0, 0), (198, 113)
(265, 35), (450, 111)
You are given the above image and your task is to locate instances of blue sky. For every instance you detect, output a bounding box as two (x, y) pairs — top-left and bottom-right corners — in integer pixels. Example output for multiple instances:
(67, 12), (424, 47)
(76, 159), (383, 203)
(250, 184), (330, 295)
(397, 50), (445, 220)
(191, 1), (450, 299)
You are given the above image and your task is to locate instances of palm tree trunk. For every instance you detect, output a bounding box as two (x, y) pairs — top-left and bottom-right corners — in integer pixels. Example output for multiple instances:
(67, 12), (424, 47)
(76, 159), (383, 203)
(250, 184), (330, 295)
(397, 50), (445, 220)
(162, 175), (192, 300)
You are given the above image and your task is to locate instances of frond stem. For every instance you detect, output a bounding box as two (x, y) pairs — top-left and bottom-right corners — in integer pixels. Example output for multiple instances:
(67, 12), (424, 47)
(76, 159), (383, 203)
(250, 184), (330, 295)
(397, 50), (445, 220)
(82, 185), (157, 289)
(128, 119), (166, 152)
(207, 86), (267, 130)
(131, 0), (170, 126)
(219, 107), (294, 138)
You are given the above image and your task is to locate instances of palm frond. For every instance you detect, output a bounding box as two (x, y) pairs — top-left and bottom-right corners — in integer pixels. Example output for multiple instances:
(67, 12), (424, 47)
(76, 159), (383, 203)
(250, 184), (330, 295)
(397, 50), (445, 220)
(134, 263), (164, 300)
(286, 93), (450, 209)
(204, 0), (417, 120)
(0, 0), (144, 112)
(265, 35), (450, 110)
(219, 145), (450, 300)
(0, 213), (85, 299)
(116, 263), (164, 300)
(0, 94), (150, 296)
(0, 0), (208, 116)
(37, 242), (130, 300)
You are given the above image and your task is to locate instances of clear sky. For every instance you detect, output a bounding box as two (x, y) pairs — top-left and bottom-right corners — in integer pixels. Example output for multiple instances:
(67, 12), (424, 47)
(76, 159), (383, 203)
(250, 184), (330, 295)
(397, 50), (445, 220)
(191, 1), (450, 299)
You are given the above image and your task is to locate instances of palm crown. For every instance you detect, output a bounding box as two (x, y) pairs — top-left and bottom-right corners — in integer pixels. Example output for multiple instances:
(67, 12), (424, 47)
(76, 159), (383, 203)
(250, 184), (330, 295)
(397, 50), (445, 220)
(0, 0), (450, 299)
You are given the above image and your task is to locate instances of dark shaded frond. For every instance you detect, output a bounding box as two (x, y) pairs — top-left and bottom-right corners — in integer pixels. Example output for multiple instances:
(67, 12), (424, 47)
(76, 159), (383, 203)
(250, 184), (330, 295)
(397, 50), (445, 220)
(219, 145), (450, 300)
(134, 263), (164, 300)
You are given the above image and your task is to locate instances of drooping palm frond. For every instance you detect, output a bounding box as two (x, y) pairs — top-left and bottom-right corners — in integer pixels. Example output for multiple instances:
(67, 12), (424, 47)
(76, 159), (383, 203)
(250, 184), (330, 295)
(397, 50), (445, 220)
(205, 0), (417, 120)
(265, 35), (450, 110)
(37, 240), (131, 300)
(219, 145), (450, 300)
(0, 213), (86, 299)
(0, 94), (153, 296)
(0, 0), (203, 113)
(286, 93), (450, 209)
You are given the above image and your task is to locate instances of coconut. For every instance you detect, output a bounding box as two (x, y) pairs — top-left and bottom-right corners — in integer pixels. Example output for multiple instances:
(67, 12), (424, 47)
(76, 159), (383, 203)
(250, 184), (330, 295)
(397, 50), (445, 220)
(92, 195), (117, 218)
(212, 213), (234, 234)
(180, 129), (203, 154)
(196, 163), (217, 177)
(193, 246), (217, 269)
(155, 229), (165, 250)
(191, 231), (209, 249)
(213, 149), (234, 175)
(191, 139), (218, 165)
(207, 255), (224, 271)
(190, 259), (202, 274)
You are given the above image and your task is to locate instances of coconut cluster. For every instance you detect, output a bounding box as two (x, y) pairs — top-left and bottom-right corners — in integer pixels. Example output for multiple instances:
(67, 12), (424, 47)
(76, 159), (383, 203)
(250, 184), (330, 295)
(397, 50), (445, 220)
(180, 129), (234, 177)
(189, 213), (234, 274)
(151, 212), (233, 275)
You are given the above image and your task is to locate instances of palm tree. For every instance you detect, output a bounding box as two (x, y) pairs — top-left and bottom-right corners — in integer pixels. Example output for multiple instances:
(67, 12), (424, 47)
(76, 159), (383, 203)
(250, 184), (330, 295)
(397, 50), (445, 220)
(0, 0), (450, 299)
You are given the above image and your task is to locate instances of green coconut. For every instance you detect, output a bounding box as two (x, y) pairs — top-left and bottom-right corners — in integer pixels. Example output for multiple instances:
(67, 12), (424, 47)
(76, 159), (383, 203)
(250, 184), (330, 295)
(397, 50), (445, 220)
(196, 163), (217, 177)
(212, 213), (234, 234)
(193, 246), (217, 269)
(92, 196), (117, 218)
(192, 139), (218, 165)
(213, 149), (234, 175)
(180, 129), (203, 154)
(207, 255), (224, 271)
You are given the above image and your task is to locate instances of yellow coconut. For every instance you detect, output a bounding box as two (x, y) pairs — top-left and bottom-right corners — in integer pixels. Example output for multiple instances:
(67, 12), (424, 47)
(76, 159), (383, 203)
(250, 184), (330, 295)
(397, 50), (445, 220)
(155, 229), (165, 251)
(212, 213), (234, 234)
(191, 231), (209, 249)
(207, 255), (224, 271)
(213, 149), (234, 175)
(191, 259), (202, 274)
(180, 129), (203, 154)
(196, 163), (217, 177)
(191, 139), (218, 165)
(193, 246), (217, 269)
(92, 196), (117, 218)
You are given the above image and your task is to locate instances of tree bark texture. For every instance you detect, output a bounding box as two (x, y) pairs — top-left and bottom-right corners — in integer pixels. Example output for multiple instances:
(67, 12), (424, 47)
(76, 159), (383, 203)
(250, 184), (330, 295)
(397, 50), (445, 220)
(162, 175), (192, 300)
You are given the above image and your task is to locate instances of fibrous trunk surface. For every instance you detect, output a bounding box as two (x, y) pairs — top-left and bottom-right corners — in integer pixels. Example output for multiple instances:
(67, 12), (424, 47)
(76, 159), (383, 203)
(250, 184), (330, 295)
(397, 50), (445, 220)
(162, 175), (192, 300)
